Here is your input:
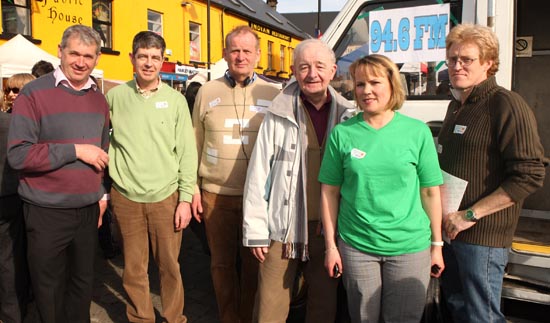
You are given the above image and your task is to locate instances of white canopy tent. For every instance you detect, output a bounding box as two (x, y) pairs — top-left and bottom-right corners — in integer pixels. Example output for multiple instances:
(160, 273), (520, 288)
(0, 34), (104, 86)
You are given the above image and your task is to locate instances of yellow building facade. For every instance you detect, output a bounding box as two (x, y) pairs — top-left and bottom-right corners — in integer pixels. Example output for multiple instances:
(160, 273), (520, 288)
(0, 0), (306, 84)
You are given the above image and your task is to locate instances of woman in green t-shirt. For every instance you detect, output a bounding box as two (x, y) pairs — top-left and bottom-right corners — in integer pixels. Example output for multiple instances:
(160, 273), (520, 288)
(319, 54), (445, 323)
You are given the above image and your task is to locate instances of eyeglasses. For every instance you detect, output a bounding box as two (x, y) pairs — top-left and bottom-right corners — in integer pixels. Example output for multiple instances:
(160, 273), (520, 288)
(445, 57), (478, 67)
(4, 87), (20, 95)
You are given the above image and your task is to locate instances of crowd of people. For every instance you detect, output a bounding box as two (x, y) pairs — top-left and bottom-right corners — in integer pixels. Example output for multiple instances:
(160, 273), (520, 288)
(0, 22), (546, 323)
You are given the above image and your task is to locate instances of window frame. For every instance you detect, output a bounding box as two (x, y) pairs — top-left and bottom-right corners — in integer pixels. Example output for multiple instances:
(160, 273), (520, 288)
(147, 9), (163, 36)
(92, 0), (113, 50)
(267, 41), (273, 71)
(1, 0), (31, 37)
(189, 21), (201, 62)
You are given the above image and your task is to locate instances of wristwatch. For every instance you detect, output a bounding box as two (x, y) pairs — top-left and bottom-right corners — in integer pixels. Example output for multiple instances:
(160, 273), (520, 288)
(464, 209), (479, 222)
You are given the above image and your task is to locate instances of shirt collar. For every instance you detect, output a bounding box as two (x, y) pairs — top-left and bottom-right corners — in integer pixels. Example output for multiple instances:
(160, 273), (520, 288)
(135, 77), (162, 98)
(300, 90), (332, 110)
(54, 66), (98, 91)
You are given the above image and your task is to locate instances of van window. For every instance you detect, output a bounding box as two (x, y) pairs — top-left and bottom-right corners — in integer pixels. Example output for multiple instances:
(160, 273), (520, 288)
(331, 0), (462, 100)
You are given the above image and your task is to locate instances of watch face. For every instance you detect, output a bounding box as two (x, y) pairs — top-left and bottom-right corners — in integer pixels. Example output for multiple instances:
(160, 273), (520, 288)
(465, 209), (477, 221)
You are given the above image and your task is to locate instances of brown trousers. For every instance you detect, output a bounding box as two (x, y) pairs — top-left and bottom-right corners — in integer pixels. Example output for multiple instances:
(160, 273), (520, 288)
(111, 188), (187, 323)
(202, 191), (259, 323)
(254, 221), (339, 323)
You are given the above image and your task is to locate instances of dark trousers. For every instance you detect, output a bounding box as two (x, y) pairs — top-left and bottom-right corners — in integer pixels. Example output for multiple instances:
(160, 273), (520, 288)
(0, 194), (28, 323)
(24, 202), (99, 323)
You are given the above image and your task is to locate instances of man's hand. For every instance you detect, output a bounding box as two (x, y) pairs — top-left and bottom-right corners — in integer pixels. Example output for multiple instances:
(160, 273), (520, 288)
(98, 199), (108, 228)
(250, 246), (269, 263)
(175, 201), (192, 231)
(191, 193), (203, 223)
(75, 144), (109, 171)
(443, 210), (476, 240)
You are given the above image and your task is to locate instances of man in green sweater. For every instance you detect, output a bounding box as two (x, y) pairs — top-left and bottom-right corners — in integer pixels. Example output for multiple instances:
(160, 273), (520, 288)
(438, 24), (546, 323)
(107, 31), (197, 323)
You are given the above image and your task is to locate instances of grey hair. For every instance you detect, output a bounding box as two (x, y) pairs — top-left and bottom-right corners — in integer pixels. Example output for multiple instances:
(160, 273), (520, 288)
(60, 25), (102, 55)
(293, 38), (336, 66)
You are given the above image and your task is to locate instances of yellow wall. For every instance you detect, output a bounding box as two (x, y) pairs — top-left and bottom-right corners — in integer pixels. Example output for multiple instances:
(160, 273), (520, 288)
(0, 0), (303, 81)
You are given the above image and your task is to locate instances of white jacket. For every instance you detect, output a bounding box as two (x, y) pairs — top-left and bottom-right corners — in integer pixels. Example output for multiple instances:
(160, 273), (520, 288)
(242, 80), (355, 260)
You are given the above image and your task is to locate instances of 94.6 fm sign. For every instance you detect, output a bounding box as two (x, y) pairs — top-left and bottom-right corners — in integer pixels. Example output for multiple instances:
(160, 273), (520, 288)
(369, 4), (449, 63)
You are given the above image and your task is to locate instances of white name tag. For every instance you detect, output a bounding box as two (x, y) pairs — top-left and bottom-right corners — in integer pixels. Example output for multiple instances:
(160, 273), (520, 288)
(437, 144), (443, 154)
(209, 97), (221, 108)
(351, 148), (366, 159)
(453, 125), (467, 134)
(155, 101), (169, 109)
(250, 105), (266, 114)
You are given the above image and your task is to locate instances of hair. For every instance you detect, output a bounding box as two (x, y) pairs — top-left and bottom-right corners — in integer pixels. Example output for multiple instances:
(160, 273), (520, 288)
(31, 60), (55, 78)
(184, 81), (202, 114)
(60, 25), (102, 55)
(349, 54), (405, 111)
(293, 38), (336, 66)
(446, 23), (499, 76)
(6, 73), (36, 91)
(225, 26), (260, 50)
(132, 31), (166, 56)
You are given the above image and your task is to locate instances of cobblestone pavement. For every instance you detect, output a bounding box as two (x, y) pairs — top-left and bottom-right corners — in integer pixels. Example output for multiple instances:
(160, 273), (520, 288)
(22, 227), (219, 323)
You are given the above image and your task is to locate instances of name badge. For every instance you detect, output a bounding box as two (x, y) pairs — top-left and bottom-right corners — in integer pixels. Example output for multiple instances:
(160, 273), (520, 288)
(250, 105), (266, 114)
(453, 125), (467, 134)
(351, 148), (366, 159)
(209, 97), (221, 108)
(437, 144), (443, 154)
(156, 101), (169, 109)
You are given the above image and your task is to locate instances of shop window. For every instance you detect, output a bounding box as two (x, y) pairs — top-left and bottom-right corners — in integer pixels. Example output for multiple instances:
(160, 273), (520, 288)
(1, 0), (31, 36)
(288, 47), (294, 69)
(148, 10), (163, 36)
(267, 41), (273, 71)
(280, 45), (285, 71)
(189, 22), (200, 62)
(92, 0), (112, 49)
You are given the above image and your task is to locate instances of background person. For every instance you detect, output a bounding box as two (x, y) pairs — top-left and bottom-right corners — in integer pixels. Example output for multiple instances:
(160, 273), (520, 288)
(31, 60), (55, 78)
(243, 38), (355, 323)
(0, 83), (30, 323)
(107, 31), (196, 323)
(319, 54), (444, 323)
(438, 24), (546, 323)
(7, 25), (110, 323)
(2, 73), (35, 113)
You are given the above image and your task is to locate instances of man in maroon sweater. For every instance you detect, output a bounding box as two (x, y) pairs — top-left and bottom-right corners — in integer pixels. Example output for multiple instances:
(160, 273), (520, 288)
(7, 25), (109, 323)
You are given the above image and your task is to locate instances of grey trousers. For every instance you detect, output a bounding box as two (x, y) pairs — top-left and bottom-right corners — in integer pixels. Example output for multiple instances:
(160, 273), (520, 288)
(339, 238), (430, 323)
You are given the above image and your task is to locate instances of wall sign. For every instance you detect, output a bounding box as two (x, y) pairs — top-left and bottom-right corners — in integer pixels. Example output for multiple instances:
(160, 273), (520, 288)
(41, 0), (85, 25)
(249, 22), (291, 42)
(369, 4), (449, 63)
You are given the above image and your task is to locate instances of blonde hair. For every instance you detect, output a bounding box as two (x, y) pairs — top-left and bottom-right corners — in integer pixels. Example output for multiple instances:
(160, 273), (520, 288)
(349, 54), (405, 111)
(6, 73), (35, 90)
(446, 23), (499, 76)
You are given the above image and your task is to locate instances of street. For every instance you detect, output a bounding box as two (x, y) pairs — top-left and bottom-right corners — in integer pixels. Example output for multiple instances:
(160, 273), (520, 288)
(20, 226), (550, 323)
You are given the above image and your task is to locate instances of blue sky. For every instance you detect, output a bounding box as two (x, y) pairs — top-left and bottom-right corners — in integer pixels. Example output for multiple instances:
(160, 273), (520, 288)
(275, 0), (347, 13)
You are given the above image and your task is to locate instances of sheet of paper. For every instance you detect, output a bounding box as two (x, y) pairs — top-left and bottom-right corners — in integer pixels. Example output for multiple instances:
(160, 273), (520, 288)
(440, 170), (468, 244)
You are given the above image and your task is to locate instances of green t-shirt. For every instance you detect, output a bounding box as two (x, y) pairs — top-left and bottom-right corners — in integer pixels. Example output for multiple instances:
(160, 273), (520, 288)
(318, 112), (443, 256)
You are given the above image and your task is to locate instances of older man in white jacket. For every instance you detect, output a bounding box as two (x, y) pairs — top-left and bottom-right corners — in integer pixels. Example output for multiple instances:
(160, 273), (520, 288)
(243, 38), (355, 323)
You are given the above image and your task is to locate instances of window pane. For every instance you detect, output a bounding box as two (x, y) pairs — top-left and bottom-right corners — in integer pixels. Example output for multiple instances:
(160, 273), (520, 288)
(267, 41), (273, 70)
(147, 10), (163, 36)
(92, 0), (112, 48)
(2, 0), (31, 35)
(189, 22), (201, 61)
